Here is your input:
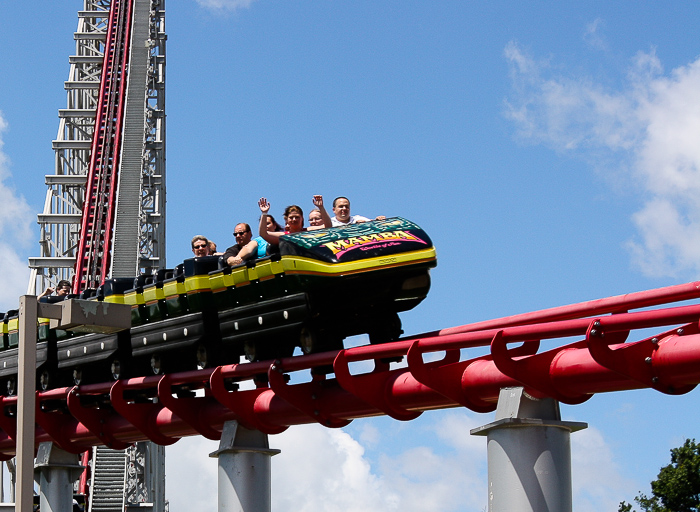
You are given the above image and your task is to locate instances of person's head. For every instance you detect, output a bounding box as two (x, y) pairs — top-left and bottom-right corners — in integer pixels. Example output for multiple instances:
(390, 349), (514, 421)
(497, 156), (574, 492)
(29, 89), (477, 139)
(283, 205), (304, 232)
(332, 196), (351, 223)
(56, 280), (72, 296)
(308, 208), (323, 227)
(233, 223), (253, 246)
(208, 240), (217, 254)
(266, 215), (283, 232)
(191, 235), (210, 257)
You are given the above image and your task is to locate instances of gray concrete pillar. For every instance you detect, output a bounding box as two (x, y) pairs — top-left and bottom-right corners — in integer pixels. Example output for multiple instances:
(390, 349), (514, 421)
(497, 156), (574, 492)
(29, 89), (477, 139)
(471, 387), (587, 512)
(210, 421), (280, 512)
(35, 443), (84, 512)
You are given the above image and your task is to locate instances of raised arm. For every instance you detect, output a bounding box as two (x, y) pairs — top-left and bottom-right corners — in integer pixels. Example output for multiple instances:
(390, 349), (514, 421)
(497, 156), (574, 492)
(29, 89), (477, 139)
(312, 195), (333, 228)
(38, 287), (54, 299)
(258, 197), (284, 245)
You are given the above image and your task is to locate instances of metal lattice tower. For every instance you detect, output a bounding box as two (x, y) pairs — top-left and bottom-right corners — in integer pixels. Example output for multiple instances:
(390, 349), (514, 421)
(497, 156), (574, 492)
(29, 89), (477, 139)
(28, 0), (166, 294)
(22, 1), (168, 510)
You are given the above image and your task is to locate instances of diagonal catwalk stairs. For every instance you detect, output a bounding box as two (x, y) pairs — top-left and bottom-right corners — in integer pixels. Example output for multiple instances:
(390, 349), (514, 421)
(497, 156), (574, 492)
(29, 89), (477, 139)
(89, 446), (127, 512)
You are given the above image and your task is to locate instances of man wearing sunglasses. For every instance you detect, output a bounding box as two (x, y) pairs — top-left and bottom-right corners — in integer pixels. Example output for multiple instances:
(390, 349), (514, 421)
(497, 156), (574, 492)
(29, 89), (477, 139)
(191, 235), (211, 257)
(223, 224), (258, 266)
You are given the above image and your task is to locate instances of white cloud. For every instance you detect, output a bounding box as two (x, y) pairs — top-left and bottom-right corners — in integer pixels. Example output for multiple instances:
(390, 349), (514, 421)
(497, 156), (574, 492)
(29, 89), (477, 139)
(165, 413), (490, 512)
(0, 112), (33, 307)
(163, 414), (633, 512)
(165, 436), (218, 510)
(504, 41), (641, 152)
(273, 425), (396, 512)
(272, 415), (488, 512)
(194, 0), (257, 12)
(357, 422), (381, 447)
(572, 426), (636, 512)
(584, 18), (608, 51)
(504, 42), (700, 278)
(377, 413), (487, 511)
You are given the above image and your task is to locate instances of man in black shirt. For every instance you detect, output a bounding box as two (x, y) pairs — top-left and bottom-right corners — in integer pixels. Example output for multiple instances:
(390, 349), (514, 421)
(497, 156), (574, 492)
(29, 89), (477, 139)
(223, 223), (257, 266)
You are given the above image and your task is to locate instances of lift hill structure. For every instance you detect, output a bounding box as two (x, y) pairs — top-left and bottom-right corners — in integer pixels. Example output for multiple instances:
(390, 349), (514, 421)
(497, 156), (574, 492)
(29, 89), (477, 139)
(22, 0), (166, 510)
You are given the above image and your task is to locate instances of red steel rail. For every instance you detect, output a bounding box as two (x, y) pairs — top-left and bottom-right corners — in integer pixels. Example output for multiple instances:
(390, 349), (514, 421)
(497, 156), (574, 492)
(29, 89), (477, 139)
(2, 282), (700, 457)
(417, 280), (700, 337)
(73, 0), (134, 292)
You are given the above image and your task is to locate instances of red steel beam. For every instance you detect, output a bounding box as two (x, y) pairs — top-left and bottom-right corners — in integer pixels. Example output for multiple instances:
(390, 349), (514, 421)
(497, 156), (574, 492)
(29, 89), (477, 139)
(1, 300), (700, 457)
(417, 280), (700, 337)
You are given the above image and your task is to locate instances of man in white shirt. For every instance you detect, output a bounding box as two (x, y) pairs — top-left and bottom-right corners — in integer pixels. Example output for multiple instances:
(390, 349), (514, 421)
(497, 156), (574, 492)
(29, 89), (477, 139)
(331, 196), (386, 227)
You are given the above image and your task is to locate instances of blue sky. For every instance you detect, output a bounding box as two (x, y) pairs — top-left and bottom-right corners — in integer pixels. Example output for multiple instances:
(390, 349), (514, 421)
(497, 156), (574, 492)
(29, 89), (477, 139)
(1, 0), (700, 510)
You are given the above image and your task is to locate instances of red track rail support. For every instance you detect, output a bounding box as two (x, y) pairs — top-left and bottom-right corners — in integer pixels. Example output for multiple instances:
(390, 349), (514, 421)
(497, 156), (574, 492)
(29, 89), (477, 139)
(66, 387), (130, 450)
(3, 283), (700, 455)
(110, 379), (178, 446)
(157, 374), (221, 440)
(586, 321), (699, 396)
(269, 359), (352, 428)
(490, 333), (591, 404)
(334, 351), (421, 421)
(209, 365), (287, 435)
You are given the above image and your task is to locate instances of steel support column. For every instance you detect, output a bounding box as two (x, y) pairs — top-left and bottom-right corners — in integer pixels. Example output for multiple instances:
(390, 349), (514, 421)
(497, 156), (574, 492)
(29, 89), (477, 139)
(210, 421), (280, 512)
(35, 443), (84, 512)
(16, 296), (38, 512)
(472, 387), (587, 512)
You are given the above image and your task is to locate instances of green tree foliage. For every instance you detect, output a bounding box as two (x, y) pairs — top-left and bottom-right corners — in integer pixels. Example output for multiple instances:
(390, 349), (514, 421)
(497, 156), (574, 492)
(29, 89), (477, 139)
(619, 439), (700, 512)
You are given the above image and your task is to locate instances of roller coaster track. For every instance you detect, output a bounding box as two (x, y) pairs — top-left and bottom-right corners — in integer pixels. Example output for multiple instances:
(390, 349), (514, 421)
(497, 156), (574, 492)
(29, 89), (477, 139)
(2, 280), (700, 457)
(74, 0), (133, 292)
